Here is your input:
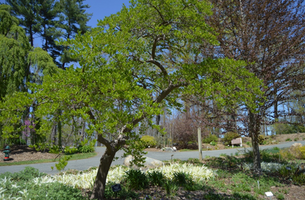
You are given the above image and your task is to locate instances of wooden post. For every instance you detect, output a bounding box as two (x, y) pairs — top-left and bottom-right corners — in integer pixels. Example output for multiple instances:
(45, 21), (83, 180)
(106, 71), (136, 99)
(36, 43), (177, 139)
(198, 127), (202, 161)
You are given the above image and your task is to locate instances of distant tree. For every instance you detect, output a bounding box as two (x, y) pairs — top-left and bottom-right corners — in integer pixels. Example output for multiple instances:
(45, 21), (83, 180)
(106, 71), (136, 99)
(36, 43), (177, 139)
(209, 0), (305, 172)
(5, 0), (40, 47)
(0, 4), (57, 141)
(57, 0), (91, 69)
(0, 1), (262, 199)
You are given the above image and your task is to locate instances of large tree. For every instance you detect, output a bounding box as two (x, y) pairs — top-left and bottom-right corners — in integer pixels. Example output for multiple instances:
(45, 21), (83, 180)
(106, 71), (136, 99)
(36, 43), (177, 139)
(208, 0), (305, 172)
(0, 4), (57, 142)
(0, 0), (262, 199)
(57, 0), (92, 69)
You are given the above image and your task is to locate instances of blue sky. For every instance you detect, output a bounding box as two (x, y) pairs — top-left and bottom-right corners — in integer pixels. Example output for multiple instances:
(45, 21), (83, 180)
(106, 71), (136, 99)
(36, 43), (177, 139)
(0, 0), (130, 28)
(85, 0), (129, 27)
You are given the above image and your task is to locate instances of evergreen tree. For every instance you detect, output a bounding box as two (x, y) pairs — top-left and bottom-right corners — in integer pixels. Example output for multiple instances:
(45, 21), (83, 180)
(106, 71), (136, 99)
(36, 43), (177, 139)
(5, 0), (40, 47)
(58, 0), (91, 69)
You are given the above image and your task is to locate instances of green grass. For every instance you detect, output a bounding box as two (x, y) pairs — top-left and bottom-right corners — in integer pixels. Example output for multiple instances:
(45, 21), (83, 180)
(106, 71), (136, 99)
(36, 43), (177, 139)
(0, 152), (97, 166)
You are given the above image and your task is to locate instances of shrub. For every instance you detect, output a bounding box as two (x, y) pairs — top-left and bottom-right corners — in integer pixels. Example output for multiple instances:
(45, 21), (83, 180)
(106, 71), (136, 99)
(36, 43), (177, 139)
(49, 145), (61, 154)
(203, 134), (218, 143)
(299, 146), (305, 159)
(147, 171), (165, 186)
(222, 132), (239, 146)
(173, 172), (193, 186)
(123, 169), (149, 190)
(140, 135), (157, 148)
(210, 141), (217, 146)
(78, 139), (96, 153)
(294, 138), (299, 141)
(258, 135), (266, 145)
(286, 138), (292, 141)
(64, 146), (78, 154)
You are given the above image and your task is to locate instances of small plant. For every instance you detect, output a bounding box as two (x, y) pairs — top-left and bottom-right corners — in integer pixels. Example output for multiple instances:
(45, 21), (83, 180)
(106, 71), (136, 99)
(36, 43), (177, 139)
(78, 139), (96, 153)
(286, 138), (292, 141)
(246, 141), (252, 146)
(276, 193), (285, 200)
(210, 141), (217, 146)
(123, 169), (149, 190)
(49, 145), (61, 154)
(220, 153), (227, 157)
(147, 171), (164, 186)
(64, 146), (78, 154)
(173, 172), (193, 186)
(294, 137), (299, 141)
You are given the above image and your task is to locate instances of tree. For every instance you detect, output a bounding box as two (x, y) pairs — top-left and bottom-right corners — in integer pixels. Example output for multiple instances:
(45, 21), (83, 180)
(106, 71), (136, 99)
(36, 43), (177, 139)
(0, 0), (262, 199)
(5, 0), (40, 47)
(0, 4), (57, 143)
(57, 0), (92, 69)
(208, 0), (305, 172)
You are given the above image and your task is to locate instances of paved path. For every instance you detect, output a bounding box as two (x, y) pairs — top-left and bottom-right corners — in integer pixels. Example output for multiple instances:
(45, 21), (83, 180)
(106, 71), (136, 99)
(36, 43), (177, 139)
(1, 141), (304, 175)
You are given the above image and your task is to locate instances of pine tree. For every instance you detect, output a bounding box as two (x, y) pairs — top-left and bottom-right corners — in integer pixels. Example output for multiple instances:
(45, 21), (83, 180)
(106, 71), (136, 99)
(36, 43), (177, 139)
(5, 0), (40, 47)
(58, 0), (91, 69)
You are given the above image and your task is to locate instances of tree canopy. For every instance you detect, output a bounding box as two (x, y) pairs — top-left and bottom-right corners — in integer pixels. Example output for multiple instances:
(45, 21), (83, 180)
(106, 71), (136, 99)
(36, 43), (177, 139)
(0, 0), (264, 198)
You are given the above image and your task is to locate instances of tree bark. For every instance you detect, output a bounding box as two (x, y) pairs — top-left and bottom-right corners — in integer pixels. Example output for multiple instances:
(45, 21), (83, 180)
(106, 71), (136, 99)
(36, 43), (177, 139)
(249, 111), (261, 173)
(90, 145), (117, 200)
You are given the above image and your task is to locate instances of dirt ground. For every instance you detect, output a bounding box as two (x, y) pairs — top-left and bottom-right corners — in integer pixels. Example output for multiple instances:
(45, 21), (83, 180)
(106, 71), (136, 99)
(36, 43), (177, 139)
(0, 145), (58, 163)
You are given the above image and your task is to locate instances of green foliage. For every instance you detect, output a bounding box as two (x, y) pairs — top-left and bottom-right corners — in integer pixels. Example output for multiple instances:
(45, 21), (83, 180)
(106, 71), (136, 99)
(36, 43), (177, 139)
(104, 181), (138, 199)
(78, 139), (96, 153)
(173, 172), (193, 186)
(123, 169), (149, 190)
(64, 146), (78, 154)
(203, 134), (218, 143)
(273, 123), (305, 135)
(147, 171), (164, 186)
(140, 135), (157, 148)
(295, 137), (299, 141)
(258, 135), (266, 145)
(0, 166), (45, 181)
(222, 132), (240, 146)
(210, 141), (217, 146)
(54, 155), (72, 171)
(29, 142), (50, 152)
(286, 138), (292, 141)
(49, 145), (61, 154)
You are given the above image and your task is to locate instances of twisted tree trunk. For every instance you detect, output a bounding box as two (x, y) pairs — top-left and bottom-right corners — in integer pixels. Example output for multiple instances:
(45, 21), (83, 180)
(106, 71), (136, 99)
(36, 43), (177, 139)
(90, 145), (117, 200)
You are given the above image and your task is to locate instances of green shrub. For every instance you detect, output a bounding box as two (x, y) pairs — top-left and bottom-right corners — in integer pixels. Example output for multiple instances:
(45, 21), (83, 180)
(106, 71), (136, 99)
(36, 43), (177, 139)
(210, 141), (217, 146)
(123, 169), (149, 190)
(64, 146), (78, 154)
(294, 138), (299, 141)
(147, 171), (165, 186)
(222, 132), (240, 146)
(173, 172), (193, 186)
(78, 139), (96, 153)
(104, 182), (138, 199)
(286, 138), (292, 141)
(140, 135), (157, 148)
(29, 143), (50, 152)
(49, 145), (61, 154)
(258, 135), (266, 145)
(0, 167), (46, 181)
(203, 134), (218, 143)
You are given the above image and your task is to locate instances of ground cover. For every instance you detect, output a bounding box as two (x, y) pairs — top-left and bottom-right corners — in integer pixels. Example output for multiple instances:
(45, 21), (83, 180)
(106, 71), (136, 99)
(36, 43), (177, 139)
(0, 146), (305, 199)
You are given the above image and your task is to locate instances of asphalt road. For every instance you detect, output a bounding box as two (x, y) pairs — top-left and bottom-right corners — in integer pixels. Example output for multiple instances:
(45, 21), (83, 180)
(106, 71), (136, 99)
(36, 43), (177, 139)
(1, 141), (304, 175)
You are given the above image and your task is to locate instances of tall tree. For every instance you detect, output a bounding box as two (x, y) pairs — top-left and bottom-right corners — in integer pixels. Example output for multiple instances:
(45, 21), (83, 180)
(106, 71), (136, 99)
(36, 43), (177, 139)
(208, 0), (305, 172)
(58, 0), (91, 69)
(0, 0), (263, 199)
(0, 4), (57, 141)
(5, 0), (40, 47)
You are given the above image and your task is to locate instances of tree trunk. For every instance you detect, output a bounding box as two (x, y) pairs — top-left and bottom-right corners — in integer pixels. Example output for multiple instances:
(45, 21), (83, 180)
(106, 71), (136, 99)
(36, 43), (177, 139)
(90, 146), (116, 200)
(249, 111), (261, 173)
